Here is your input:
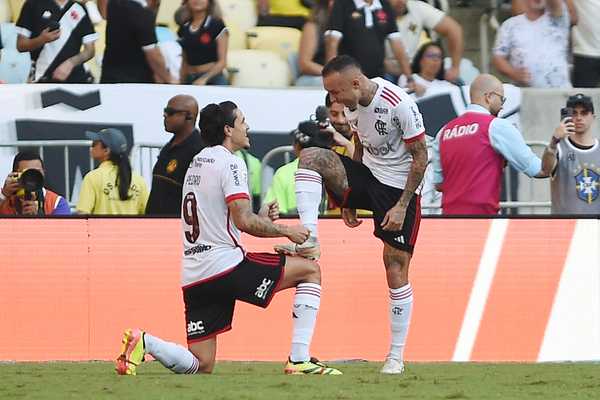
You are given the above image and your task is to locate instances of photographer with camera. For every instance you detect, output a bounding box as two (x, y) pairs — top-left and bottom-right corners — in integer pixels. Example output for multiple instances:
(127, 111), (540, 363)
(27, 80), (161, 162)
(542, 94), (600, 214)
(16, 0), (97, 83)
(0, 152), (71, 215)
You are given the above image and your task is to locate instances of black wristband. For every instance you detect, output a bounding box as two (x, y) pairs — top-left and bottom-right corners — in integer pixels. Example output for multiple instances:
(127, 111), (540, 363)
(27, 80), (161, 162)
(551, 136), (561, 145)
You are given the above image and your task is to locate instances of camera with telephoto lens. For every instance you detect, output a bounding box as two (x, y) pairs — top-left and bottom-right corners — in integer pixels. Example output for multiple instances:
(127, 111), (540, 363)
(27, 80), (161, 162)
(292, 106), (335, 149)
(15, 169), (44, 200)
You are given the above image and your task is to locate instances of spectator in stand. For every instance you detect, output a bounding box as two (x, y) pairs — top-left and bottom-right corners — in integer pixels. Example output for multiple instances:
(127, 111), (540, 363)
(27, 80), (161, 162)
(97, 0), (174, 83)
(384, 0), (463, 84)
(571, 0), (600, 88)
(178, 0), (228, 86)
(324, 0), (414, 87)
(492, 0), (571, 88)
(77, 128), (148, 215)
(296, 0), (330, 87)
(257, 0), (310, 30)
(15, 0), (97, 83)
(432, 74), (552, 215)
(0, 152), (71, 216)
(542, 94), (600, 214)
(146, 95), (204, 216)
(398, 42), (453, 97)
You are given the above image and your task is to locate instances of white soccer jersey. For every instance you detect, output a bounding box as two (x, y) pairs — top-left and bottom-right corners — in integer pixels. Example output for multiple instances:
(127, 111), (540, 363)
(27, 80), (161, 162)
(180, 145), (249, 287)
(345, 77), (425, 190)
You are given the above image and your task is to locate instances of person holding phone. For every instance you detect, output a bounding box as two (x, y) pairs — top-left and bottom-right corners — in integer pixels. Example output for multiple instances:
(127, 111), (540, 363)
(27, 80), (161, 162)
(542, 93), (600, 214)
(15, 0), (98, 83)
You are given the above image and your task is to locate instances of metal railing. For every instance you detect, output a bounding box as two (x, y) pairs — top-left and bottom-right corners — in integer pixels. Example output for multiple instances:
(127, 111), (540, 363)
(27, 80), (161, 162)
(479, 0), (501, 74)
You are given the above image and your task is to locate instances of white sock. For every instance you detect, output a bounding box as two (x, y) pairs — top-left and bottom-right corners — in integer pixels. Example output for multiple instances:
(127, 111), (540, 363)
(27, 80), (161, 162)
(144, 333), (199, 374)
(295, 168), (322, 238)
(388, 283), (413, 361)
(290, 283), (321, 362)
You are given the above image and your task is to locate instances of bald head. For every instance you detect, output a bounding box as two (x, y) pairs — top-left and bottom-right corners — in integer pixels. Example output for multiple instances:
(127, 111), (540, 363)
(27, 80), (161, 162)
(169, 95), (199, 119)
(470, 74), (502, 101)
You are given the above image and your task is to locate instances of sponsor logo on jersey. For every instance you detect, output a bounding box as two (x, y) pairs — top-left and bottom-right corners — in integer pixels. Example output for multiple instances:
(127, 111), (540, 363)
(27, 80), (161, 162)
(374, 107), (389, 114)
(230, 164), (240, 185)
(187, 320), (205, 334)
(255, 278), (274, 300)
(442, 123), (479, 140)
(411, 106), (423, 130)
(374, 119), (388, 135)
(364, 141), (395, 156)
(184, 244), (213, 256)
(166, 159), (178, 174)
(185, 174), (202, 186)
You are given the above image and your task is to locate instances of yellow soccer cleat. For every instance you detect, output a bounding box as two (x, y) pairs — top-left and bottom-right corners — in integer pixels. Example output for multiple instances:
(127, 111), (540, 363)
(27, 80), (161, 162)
(284, 357), (342, 375)
(115, 328), (146, 376)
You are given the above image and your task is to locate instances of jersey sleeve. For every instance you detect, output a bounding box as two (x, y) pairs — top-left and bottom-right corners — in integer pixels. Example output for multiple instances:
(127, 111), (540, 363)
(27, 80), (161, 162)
(222, 157), (250, 204)
(394, 98), (425, 143)
(16, 0), (35, 38)
(325, 0), (345, 39)
(493, 19), (512, 57)
(134, 8), (158, 50)
(81, 9), (98, 44)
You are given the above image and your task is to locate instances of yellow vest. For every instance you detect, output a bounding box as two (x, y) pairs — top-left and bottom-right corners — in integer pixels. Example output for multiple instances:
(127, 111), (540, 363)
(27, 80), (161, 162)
(77, 161), (149, 215)
(269, 0), (310, 17)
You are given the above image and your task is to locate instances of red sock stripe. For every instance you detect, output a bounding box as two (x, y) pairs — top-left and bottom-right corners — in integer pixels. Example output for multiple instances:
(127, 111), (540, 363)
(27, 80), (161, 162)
(185, 357), (199, 374)
(390, 292), (413, 301)
(296, 289), (321, 297)
(295, 174), (322, 182)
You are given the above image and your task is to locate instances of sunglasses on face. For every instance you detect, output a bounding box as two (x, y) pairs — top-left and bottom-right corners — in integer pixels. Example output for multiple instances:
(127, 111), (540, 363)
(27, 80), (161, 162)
(423, 53), (442, 60)
(164, 107), (188, 116)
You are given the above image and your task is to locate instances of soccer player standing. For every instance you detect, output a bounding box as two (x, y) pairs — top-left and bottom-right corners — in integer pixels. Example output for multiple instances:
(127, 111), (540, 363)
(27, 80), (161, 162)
(116, 101), (341, 376)
(276, 55), (428, 374)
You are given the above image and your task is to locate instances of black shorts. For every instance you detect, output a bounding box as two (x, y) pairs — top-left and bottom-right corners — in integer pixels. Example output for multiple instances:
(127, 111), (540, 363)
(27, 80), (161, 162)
(329, 154), (421, 253)
(182, 252), (285, 343)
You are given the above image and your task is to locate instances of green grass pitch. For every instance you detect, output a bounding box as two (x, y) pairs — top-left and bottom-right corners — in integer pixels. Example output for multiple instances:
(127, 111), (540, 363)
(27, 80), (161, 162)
(1, 361), (598, 399)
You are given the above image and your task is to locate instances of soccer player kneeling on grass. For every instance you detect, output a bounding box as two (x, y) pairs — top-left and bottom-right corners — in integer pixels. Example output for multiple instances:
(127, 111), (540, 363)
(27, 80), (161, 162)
(115, 101), (342, 376)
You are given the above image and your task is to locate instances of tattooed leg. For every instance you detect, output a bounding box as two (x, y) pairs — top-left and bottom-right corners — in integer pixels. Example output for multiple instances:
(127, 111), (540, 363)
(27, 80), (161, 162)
(298, 147), (349, 200)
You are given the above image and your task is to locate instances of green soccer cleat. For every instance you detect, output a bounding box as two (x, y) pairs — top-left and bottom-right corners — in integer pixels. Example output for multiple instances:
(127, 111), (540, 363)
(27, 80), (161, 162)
(284, 357), (342, 375)
(115, 328), (146, 376)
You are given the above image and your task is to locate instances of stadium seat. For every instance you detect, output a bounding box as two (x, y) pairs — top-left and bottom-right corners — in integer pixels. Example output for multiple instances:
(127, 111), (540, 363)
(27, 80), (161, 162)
(227, 49), (290, 88)
(8, 0), (24, 22)
(0, 23), (31, 83)
(227, 22), (245, 51)
(0, 1), (11, 23)
(156, 0), (181, 32)
(245, 26), (301, 61)
(220, 0), (257, 32)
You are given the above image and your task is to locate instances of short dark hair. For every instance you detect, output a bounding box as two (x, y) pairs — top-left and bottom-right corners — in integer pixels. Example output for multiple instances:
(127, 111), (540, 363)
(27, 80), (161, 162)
(198, 101), (239, 146)
(325, 93), (331, 108)
(322, 55), (362, 77)
(412, 42), (445, 81)
(12, 151), (44, 172)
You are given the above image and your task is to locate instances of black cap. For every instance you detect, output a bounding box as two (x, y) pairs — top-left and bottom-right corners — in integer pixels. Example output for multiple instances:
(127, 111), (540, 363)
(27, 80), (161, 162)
(86, 128), (128, 155)
(567, 93), (594, 113)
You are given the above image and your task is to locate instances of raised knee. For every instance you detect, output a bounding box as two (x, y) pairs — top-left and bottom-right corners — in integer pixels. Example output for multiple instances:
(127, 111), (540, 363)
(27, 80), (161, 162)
(303, 260), (321, 284)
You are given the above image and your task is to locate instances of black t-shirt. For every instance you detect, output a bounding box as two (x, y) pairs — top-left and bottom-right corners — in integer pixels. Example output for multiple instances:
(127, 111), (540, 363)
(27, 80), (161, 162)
(327, 0), (398, 78)
(145, 130), (205, 216)
(101, 0), (158, 83)
(177, 16), (227, 66)
(16, 0), (96, 82)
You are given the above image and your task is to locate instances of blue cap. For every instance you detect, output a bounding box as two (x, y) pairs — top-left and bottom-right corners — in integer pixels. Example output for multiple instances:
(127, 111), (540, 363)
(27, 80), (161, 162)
(86, 128), (128, 155)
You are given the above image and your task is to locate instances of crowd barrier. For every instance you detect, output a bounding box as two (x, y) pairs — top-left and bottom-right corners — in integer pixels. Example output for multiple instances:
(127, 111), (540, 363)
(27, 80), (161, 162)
(1, 217), (598, 362)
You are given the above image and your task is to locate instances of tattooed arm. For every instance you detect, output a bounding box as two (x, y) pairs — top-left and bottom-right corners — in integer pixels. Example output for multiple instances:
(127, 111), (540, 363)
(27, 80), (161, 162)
(228, 198), (309, 243)
(381, 136), (428, 231)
